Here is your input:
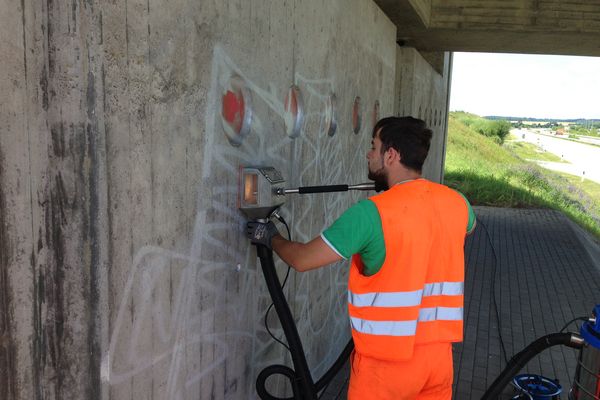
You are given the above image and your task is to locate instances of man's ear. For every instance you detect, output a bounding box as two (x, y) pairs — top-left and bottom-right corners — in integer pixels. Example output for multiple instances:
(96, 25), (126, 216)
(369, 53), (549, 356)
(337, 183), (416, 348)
(384, 147), (401, 166)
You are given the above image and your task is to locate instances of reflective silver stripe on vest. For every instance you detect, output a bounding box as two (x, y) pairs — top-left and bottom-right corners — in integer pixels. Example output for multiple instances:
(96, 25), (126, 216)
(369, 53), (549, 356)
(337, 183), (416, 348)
(350, 308), (462, 336)
(350, 308), (463, 336)
(419, 307), (463, 322)
(350, 317), (418, 336)
(348, 289), (423, 308)
(348, 282), (463, 308)
(422, 282), (464, 297)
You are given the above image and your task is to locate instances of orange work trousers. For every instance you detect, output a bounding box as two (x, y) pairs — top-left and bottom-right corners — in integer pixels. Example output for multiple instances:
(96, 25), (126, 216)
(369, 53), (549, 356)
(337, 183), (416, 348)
(347, 342), (454, 400)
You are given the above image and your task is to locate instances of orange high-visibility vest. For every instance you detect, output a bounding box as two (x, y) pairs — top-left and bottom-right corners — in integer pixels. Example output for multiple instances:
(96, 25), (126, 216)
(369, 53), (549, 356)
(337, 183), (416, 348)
(348, 179), (468, 361)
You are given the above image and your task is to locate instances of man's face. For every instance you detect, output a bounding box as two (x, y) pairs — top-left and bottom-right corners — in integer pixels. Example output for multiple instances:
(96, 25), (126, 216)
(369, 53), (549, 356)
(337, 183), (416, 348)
(367, 132), (388, 190)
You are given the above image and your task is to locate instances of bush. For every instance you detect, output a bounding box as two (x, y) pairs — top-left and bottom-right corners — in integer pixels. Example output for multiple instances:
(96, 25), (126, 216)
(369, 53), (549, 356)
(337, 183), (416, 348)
(471, 119), (511, 144)
(450, 112), (511, 143)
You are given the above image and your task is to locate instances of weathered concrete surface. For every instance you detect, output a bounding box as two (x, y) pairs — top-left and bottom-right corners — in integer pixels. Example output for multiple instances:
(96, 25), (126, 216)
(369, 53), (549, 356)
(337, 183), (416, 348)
(395, 48), (451, 182)
(0, 0), (455, 399)
(1, 0), (107, 399)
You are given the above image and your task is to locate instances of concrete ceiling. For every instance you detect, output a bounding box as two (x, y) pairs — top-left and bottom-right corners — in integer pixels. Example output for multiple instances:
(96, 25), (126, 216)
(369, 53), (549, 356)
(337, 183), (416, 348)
(375, 0), (600, 57)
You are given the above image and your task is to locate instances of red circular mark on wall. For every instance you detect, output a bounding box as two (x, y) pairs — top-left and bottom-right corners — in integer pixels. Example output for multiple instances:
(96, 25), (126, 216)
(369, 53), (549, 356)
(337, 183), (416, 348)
(221, 76), (252, 146)
(222, 90), (245, 134)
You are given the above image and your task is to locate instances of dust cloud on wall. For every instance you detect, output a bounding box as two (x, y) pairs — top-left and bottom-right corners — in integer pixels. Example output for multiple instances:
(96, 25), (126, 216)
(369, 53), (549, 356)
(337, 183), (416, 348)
(0, 0), (450, 399)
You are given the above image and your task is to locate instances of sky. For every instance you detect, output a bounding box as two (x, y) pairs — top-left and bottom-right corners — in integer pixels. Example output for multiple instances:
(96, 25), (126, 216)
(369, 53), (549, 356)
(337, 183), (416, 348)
(450, 52), (600, 120)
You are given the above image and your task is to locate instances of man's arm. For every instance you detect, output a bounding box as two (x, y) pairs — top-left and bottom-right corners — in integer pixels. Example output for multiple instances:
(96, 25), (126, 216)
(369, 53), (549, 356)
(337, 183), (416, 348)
(272, 235), (343, 272)
(454, 189), (477, 236)
(467, 219), (477, 236)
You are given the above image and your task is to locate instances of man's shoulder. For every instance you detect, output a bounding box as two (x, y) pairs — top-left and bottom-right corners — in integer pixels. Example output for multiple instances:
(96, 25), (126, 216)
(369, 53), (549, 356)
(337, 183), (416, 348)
(426, 181), (469, 202)
(341, 198), (378, 219)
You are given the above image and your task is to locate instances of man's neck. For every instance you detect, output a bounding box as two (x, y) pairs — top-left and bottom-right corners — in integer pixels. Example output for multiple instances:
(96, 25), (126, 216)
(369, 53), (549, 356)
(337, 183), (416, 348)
(386, 168), (421, 188)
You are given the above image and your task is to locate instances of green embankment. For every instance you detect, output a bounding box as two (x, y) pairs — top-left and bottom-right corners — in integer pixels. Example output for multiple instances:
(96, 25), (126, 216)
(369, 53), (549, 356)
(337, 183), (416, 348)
(444, 112), (600, 240)
(505, 141), (565, 163)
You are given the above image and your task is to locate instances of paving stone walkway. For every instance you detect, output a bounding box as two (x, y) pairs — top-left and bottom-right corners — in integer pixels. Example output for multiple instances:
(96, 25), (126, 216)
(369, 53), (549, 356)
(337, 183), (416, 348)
(454, 207), (600, 399)
(321, 206), (600, 400)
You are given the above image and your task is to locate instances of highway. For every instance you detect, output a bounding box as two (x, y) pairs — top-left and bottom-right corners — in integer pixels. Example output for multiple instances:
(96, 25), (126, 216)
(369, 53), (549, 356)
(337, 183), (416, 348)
(513, 129), (600, 185)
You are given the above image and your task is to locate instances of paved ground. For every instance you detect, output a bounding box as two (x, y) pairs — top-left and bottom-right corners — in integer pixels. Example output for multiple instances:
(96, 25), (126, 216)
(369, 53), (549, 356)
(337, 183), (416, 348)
(320, 206), (600, 399)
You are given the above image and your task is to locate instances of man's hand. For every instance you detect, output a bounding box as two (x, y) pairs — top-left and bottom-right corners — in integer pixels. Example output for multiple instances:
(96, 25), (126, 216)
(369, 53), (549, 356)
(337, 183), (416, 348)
(246, 221), (280, 249)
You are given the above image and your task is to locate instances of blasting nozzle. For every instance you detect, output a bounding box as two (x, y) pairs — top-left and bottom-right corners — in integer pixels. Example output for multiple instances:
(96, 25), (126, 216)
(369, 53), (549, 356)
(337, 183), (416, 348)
(275, 182), (376, 196)
(348, 183), (377, 191)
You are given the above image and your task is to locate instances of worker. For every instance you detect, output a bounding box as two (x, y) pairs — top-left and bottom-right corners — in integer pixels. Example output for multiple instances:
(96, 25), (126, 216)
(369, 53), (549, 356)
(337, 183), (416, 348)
(247, 116), (476, 400)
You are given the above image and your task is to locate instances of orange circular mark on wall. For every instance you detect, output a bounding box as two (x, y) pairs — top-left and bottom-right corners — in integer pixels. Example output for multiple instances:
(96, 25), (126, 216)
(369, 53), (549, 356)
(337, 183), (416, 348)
(284, 85), (304, 138)
(352, 96), (362, 134)
(221, 76), (252, 146)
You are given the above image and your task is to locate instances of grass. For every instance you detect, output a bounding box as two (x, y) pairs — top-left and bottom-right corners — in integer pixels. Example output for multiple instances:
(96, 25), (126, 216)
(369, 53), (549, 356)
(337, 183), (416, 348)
(505, 141), (566, 163)
(557, 173), (600, 200)
(444, 113), (600, 240)
(554, 172), (600, 218)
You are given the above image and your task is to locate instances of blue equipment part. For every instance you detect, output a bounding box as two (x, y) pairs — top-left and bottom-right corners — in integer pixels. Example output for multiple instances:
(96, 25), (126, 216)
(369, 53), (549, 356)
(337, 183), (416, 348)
(571, 304), (600, 400)
(512, 374), (562, 400)
(580, 304), (600, 350)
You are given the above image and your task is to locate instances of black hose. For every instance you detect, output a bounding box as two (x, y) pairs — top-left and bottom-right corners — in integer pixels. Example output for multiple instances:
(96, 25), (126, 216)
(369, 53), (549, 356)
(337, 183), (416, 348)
(482, 332), (584, 399)
(315, 339), (354, 392)
(254, 244), (354, 399)
(256, 365), (299, 400)
(256, 244), (317, 399)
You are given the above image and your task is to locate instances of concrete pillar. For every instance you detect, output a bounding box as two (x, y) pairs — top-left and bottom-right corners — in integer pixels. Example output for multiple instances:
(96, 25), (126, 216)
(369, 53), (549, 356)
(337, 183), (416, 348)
(395, 47), (452, 182)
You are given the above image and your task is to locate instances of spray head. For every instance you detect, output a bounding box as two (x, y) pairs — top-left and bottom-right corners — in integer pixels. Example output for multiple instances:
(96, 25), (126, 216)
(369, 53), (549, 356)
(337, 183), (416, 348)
(238, 166), (379, 219)
(239, 166), (286, 220)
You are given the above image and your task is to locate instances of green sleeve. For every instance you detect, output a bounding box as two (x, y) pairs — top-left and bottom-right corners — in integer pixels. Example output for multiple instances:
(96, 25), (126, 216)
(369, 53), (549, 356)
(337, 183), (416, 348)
(454, 190), (476, 233)
(321, 200), (385, 275)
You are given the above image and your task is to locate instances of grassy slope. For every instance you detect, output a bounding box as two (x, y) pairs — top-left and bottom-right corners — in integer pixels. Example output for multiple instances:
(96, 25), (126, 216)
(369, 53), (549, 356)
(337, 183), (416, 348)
(444, 114), (600, 239)
(505, 141), (565, 163)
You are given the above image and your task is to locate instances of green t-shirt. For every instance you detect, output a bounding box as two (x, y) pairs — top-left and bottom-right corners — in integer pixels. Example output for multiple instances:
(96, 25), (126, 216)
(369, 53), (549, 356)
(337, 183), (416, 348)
(321, 190), (475, 276)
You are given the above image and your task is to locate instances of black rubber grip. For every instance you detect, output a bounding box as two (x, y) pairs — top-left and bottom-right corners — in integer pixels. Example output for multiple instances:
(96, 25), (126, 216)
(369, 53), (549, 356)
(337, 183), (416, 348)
(297, 185), (348, 194)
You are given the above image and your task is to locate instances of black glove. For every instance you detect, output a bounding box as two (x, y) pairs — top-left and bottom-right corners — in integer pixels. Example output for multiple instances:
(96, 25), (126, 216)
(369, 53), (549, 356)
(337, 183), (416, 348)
(246, 221), (280, 249)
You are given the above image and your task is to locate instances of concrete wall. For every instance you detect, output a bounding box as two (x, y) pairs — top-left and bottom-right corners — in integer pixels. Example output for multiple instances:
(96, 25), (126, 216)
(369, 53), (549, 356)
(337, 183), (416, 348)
(395, 48), (451, 182)
(0, 0), (450, 399)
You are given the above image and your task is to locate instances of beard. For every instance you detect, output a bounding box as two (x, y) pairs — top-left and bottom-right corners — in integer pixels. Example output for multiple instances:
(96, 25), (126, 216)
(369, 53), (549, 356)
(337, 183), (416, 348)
(368, 165), (388, 192)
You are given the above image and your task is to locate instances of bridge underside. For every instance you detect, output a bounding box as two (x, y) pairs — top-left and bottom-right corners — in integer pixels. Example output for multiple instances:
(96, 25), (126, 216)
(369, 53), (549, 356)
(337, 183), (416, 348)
(376, 0), (600, 72)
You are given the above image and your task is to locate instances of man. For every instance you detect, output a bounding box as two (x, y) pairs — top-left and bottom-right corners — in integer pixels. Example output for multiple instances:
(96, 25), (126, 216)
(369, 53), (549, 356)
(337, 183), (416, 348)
(247, 116), (476, 400)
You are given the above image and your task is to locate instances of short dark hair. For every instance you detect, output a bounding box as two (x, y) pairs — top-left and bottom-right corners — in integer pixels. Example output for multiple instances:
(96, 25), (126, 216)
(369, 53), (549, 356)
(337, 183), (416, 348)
(372, 116), (432, 172)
